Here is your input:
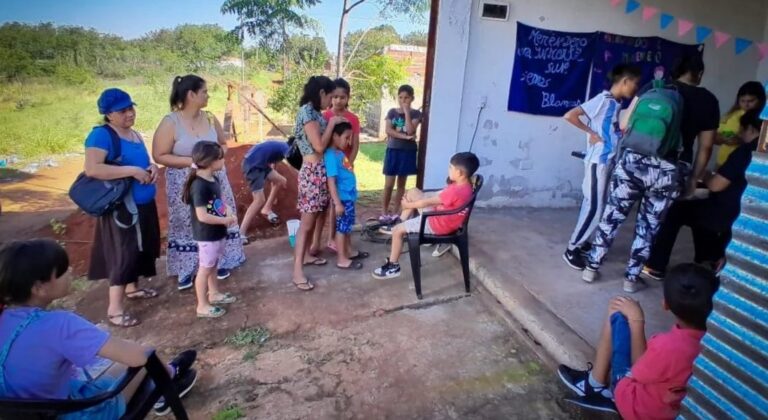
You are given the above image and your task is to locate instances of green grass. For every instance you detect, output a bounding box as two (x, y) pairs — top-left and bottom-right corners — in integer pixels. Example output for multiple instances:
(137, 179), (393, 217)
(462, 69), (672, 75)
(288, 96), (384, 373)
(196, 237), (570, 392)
(213, 406), (244, 420)
(225, 326), (270, 361)
(355, 142), (416, 194)
(0, 72), (263, 159)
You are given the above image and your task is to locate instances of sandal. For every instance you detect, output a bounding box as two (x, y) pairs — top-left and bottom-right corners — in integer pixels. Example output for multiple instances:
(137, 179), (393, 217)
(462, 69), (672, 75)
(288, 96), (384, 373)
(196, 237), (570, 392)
(197, 306), (226, 318)
(350, 251), (369, 260)
(293, 279), (315, 291)
(326, 242), (338, 253)
(125, 288), (159, 300)
(303, 257), (328, 266)
(209, 292), (237, 305)
(261, 211), (280, 225)
(337, 261), (364, 270)
(108, 313), (140, 327)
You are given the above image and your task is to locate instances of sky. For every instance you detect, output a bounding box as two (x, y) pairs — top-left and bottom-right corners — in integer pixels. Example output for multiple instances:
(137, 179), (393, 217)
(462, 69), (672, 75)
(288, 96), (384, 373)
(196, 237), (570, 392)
(0, 0), (428, 54)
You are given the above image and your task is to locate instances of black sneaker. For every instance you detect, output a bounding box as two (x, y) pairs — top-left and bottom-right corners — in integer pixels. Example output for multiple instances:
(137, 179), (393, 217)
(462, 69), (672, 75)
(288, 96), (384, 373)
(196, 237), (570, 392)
(372, 259), (401, 279)
(562, 249), (586, 271)
(169, 350), (197, 378)
(153, 368), (198, 416)
(564, 394), (618, 414)
(578, 242), (592, 256)
(557, 364), (610, 398)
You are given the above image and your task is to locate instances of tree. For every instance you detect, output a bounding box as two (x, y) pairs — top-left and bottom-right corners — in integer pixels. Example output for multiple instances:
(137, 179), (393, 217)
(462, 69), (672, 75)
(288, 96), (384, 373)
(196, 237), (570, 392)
(344, 54), (407, 117)
(220, 0), (321, 74)
(335, 0), (427, 77)
(402, 30), (427, 46)
(343, 25), (400, 70)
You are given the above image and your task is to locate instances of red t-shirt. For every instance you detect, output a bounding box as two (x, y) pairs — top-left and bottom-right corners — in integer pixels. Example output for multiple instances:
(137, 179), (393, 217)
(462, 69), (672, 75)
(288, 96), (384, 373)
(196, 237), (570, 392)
(323, 109), (360, 159)
(428, 183), (474, 235)
(614, 325), (705, 420)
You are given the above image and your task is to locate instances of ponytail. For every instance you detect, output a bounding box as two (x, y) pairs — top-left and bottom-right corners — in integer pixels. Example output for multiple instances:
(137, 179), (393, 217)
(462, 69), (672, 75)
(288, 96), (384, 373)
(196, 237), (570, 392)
(299, 75), (336, 110)
(181, 168), (197, 205)
(170, 74), (206, 111)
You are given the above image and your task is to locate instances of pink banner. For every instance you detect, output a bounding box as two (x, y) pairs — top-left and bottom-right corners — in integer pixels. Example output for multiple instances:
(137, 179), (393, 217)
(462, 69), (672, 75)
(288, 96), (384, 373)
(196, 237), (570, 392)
(678, 19), (694, 37)
(610, 0), (622, 7)
(642, 6), (659, 22)
(714, 31), (731, 49)
(758, 43), (768, 61)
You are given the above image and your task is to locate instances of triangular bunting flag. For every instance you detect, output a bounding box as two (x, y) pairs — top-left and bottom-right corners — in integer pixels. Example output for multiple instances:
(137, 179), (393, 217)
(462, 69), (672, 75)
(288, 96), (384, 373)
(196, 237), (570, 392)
(713, 31), (731, 49)
(695, 26), (713, 43)
(758, 43), (768, 61)
(625, 0), (640, 14)
(678, 19), (694, 37)
(610, 0), (622, 7)
(642, 6), (659, 22)
(735, 38), (753, 55)
(660, 13), (675, 30)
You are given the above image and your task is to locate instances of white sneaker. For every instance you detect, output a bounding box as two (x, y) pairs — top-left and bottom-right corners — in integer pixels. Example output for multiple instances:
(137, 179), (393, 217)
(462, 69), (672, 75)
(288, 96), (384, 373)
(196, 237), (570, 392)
(432, 244), (452, 257)
(623, 278), (648, 293)
(582, 266), (600, 283)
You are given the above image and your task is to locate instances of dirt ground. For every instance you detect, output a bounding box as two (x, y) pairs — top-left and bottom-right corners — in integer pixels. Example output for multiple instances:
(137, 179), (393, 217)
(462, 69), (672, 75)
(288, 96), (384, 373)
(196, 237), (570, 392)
(66, 238), (576, 420)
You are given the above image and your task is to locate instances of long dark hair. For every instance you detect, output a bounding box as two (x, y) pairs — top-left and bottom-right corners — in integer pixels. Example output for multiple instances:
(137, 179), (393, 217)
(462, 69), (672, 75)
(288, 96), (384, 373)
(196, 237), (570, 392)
(672, 54), (705, 84)
(0, 239), (69, 308)
(300, 76), (336, 111)
(727, 81), (767, 115)
(170, 74), (206, 111)
(182, 141), (225, 204)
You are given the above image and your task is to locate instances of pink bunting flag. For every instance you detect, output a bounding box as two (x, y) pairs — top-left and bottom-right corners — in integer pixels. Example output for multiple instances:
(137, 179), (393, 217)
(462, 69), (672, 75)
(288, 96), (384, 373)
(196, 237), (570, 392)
(758, 43), (768, 61)
(610, 0), (622, 7)
(642, 6), (659, 22)
(678, 19), (694, 37)
(714, 31), (731, 49)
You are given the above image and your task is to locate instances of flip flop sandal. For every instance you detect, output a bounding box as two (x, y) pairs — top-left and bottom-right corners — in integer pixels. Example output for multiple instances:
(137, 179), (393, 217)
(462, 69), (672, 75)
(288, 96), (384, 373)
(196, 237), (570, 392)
(350, 251), (370, 260)
(262, 211), (280, 225)
(303, 257), (328, 266)
(197, 306), (226, 318)
(108, 313), (140, 327)
(337, 261), (364, 270)
(125, 288), (159, 300)
(293, 280), (315, 291)
(209, 292), (237, 305)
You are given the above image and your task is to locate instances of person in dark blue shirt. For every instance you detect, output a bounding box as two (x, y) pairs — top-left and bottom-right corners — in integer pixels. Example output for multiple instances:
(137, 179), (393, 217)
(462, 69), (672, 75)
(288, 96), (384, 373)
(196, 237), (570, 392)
(239, 141), (289, 241)
(643, 109), (761, 280)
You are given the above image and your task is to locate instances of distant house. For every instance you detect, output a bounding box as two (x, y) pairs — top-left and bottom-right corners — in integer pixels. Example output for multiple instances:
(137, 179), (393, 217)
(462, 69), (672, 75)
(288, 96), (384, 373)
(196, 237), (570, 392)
(219, 56), (244, 68)
(364, 44), (428, 139)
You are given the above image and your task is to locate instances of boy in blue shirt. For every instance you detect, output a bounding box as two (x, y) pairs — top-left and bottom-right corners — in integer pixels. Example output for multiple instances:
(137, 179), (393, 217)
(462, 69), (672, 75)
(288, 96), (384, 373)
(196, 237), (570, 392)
(562, 64), (642, 270)
(325, 122), (367, 269)
(239, 140), (289, 241)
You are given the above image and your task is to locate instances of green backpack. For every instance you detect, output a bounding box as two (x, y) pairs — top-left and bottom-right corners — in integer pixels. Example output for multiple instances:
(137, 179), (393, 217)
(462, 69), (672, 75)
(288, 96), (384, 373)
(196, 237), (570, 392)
(622, 81), (684, 158)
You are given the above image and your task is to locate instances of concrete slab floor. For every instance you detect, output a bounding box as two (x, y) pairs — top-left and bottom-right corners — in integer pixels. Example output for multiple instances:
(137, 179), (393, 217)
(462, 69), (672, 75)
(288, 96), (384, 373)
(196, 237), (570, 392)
(74, 235), (577, 419)
(468, 208), (696, 360)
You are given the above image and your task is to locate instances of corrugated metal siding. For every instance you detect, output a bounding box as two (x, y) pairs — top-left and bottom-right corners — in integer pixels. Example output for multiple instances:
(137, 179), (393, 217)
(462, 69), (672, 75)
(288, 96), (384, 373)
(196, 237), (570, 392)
(679, 153), (768, 419)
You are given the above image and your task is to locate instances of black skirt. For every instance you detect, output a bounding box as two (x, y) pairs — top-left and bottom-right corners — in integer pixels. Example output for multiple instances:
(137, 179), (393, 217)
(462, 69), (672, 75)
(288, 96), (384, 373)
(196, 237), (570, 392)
(88, 200), (161, 286)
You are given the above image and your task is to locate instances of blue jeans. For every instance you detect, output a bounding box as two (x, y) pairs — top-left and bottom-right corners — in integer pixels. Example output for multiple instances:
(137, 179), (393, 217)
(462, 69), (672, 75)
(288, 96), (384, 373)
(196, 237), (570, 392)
(610, 312), (632, 390)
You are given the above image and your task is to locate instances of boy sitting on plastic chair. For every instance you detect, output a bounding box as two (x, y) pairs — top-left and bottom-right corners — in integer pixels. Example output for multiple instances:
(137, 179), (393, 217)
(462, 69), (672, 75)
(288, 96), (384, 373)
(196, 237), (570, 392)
(372, 152), (479, 280)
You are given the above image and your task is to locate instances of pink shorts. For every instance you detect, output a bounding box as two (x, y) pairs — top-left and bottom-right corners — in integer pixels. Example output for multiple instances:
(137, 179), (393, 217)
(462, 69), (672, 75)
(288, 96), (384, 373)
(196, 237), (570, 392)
(197, 240), (225, 268)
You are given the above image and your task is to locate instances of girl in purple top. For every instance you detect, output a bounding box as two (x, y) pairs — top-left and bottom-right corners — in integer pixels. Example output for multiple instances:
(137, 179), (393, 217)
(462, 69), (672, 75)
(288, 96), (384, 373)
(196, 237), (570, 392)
(0, 240), (198, 417)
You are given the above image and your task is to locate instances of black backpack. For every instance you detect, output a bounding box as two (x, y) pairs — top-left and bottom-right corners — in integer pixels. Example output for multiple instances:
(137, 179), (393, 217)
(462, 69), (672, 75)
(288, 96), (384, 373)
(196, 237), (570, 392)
(286, 136), (302, 170)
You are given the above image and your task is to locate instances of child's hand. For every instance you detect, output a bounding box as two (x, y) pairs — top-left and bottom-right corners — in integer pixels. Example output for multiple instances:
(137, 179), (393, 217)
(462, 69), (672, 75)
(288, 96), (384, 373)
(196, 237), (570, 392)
(228, 215), (238, 227)
(330, 116), (347, 126)
(589, 132), (603, 145)
(335, 202), (345, 216)
(609, 296), (644, 321)
(401, 197), (415, 210)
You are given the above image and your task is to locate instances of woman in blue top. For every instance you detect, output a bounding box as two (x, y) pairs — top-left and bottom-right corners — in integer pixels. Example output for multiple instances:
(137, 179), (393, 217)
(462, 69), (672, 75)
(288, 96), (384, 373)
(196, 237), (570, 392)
(84, 88), (161, 327)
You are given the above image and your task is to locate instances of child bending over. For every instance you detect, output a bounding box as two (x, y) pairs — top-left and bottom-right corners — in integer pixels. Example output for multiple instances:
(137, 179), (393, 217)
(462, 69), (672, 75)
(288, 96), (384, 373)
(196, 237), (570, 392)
(558, 263), (719, 419)
(373, 152), (479, 280)
(239, 140), (289, 242)
(0, 239), (198, 417)
(182, 141), (239, 318)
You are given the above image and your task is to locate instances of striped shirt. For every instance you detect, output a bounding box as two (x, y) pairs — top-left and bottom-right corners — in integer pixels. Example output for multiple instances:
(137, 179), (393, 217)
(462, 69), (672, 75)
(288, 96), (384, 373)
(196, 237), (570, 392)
(580, 91), (622, 165)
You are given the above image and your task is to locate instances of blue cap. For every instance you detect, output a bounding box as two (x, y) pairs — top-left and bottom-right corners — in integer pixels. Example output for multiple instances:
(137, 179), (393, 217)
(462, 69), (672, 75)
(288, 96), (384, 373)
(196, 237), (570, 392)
(97, 88), (136, 115)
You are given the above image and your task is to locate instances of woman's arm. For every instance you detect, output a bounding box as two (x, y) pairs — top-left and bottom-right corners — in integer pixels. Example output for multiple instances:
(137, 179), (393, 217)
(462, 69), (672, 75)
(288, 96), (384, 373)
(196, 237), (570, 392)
(85, 148), (149, 183)
(152, 117), (193, 169)
(98, 337), (151, 368)
(212, 115), (229, 154)
(304, 120), (333, 153)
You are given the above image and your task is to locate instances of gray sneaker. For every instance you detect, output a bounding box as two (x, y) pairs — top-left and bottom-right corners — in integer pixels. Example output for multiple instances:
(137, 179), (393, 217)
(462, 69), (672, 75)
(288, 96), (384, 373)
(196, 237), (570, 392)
(623, 278), (648, 293)
(582, 265), (600, 283)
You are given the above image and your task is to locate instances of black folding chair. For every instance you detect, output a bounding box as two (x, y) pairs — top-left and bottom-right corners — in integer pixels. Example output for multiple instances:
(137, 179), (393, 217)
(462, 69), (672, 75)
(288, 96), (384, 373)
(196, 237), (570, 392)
(0, 350), (188, 420)
(406, 174), (484, 299)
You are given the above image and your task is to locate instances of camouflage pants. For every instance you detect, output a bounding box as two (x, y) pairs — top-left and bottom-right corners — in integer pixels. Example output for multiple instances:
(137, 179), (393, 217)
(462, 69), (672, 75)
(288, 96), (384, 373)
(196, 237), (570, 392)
(587, 150), (682, 281)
